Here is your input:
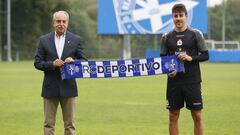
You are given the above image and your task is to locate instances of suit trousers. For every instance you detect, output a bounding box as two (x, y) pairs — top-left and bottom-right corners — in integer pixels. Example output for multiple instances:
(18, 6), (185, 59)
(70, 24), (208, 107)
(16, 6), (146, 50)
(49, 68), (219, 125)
(43, 97), (76, 135)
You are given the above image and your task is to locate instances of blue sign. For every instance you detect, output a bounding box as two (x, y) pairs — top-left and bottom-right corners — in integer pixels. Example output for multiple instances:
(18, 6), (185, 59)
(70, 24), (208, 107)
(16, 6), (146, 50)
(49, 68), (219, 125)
(98, 0), (208, 34)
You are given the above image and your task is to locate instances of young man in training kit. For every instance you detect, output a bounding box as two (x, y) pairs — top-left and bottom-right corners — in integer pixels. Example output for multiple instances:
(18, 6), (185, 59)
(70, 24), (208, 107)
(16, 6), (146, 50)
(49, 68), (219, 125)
(160, 3), (209, 135)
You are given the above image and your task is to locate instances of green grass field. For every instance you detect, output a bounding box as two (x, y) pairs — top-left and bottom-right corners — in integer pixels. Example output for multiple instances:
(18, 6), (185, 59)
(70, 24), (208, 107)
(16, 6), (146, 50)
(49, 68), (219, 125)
(0, 61), (240, 135)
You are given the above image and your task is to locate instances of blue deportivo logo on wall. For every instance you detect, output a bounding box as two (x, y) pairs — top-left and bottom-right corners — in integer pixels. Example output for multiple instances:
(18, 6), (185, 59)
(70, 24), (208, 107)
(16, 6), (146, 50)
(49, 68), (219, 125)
(98, 0), (208, 34)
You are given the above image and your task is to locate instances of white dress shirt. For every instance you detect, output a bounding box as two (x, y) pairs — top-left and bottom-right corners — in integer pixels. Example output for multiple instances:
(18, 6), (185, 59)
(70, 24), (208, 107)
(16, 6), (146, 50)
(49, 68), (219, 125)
(55, 32), (66, 58)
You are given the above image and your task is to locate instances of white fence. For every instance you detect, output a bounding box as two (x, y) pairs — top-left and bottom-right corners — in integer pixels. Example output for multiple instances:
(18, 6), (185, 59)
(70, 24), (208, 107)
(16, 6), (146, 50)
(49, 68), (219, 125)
(206, 40), (240, 50)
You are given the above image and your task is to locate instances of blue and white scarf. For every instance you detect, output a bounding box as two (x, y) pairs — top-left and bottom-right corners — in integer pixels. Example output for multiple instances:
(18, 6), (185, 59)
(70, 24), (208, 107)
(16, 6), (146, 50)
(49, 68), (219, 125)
(61, 55), (184, 79)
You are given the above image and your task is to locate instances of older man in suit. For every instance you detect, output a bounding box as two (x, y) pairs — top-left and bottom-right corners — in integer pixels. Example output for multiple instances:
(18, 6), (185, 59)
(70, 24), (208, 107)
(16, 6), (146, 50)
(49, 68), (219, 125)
(34, 11), (87, 135)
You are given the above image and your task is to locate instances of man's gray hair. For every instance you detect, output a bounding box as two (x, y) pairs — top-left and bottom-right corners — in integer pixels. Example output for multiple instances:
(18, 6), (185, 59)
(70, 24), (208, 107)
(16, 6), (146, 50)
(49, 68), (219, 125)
(53, 11), (69, 21)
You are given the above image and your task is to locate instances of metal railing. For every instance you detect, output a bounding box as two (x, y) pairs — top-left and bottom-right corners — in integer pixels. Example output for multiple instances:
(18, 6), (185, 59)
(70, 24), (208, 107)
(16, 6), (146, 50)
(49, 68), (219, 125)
(206, 40), (240, 50)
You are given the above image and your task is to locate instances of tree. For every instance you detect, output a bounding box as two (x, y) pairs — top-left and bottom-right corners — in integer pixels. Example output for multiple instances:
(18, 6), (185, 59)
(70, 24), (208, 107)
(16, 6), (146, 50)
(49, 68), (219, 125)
(209, 0), (240, 41)
(69, 0), (98, 58)
(225, 0), (240, 41)
(3, 0), (239, 60)
(11, 0), (72, 60)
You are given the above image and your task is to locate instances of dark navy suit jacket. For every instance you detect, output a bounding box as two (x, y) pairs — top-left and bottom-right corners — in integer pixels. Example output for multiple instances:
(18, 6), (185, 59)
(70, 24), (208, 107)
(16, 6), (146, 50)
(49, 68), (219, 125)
(34, 31), (87, 98)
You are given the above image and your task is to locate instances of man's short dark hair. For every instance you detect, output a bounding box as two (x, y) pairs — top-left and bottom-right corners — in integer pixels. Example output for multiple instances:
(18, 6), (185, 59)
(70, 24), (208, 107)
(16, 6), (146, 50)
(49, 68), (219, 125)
(172, 3), (187, 15)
